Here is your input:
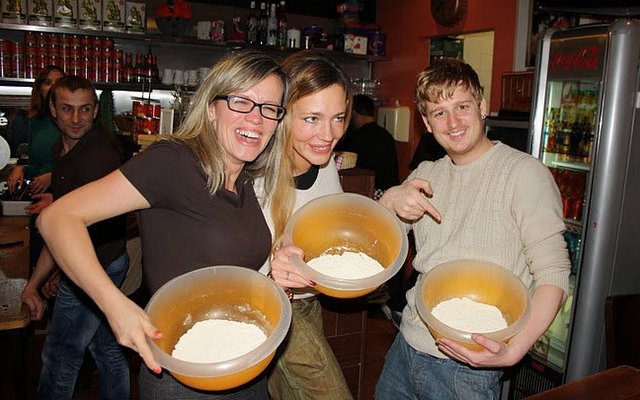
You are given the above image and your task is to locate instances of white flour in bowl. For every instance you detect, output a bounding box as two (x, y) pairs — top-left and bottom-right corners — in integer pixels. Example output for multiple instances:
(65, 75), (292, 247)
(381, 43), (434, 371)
(307, 251), (384, 279)
(172, 319), (267, 363)
(431, 297), (508, 333)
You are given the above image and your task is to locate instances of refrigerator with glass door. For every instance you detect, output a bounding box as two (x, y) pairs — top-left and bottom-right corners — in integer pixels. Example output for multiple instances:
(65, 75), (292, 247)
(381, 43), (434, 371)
(509, 18), (640, 398)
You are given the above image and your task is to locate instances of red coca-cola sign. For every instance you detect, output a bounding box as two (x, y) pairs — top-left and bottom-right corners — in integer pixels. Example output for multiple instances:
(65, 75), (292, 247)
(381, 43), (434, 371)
(550, 46), (601, 71)
(548, 34), (606, 80)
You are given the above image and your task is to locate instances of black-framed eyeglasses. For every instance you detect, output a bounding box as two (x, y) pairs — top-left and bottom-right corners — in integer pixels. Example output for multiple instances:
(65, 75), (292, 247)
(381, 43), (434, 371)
(214, 95), (286, 121)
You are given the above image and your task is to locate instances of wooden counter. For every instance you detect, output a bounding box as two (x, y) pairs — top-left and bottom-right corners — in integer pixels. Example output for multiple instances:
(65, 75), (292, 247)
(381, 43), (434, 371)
(0, 216), (30, 330)
(525, 365), (640, 400)
(0, 215), (31, 400)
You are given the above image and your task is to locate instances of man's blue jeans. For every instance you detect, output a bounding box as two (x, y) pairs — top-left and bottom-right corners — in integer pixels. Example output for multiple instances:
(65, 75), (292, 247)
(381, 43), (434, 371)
(38, 252), (130, 400)
(375, 333), (503, 400)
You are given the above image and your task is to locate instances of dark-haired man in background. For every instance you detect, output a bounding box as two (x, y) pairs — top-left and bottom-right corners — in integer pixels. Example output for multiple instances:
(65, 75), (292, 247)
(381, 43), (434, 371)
(339, 94), (399, 199)
(21, 75), (129, 400)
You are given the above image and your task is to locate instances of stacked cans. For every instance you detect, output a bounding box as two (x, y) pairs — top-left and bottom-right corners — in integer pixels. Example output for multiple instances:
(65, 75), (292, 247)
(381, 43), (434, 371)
(0, 39), (19, 78)
(3, 32), (123, 82)
(132, 98), (161, 136)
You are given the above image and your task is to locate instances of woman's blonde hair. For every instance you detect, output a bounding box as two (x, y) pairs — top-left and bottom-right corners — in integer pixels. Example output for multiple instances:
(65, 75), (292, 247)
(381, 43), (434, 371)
(169, 49), (288, 195)
(269, 50), (352, 248)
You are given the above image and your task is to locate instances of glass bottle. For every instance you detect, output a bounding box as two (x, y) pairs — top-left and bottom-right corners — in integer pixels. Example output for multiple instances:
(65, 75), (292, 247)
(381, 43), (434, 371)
(277, 1), (287, 48)
(152, 54), (159, 83)
(267, 3), (278, 46)
(247, 1), (258, 45)
(544, 108), (557, 153)
(123, 52), (133, 83)
(258, 2), (268, 46)
(135, 53), (145, 83)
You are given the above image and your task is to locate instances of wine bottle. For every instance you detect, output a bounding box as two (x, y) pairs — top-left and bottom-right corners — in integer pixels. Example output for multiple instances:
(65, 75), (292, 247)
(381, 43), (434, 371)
(258, 2), (268, 46)
(267, 3), (278, 46)
(247, 1), (258, 44)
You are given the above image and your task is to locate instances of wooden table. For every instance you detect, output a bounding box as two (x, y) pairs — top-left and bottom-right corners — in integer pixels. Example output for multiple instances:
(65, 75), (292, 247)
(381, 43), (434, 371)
(0, 215), (31, 400)
(0, 215), (30, 330)
(525, 365), (640, 399)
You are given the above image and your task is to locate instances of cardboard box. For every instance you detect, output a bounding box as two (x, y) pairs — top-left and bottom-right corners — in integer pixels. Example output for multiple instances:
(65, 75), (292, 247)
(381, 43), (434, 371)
(28, 0), (54, 26)
(78, 0), (101, 30)
(2, 0), (27, 24)
(344, 34), (367, 55)
(125, 1), (145, 34)
(53, 0), (78, 28)
(102, 0), (124, 32)
(1, 200), (31, 216)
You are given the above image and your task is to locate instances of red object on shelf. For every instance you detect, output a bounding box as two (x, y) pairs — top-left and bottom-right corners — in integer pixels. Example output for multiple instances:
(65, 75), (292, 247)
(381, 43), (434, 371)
(155, 0), (192, 19)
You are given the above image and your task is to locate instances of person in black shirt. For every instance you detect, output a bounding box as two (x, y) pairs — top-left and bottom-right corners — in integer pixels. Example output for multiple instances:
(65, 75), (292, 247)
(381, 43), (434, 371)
(408, 130), (447, 170)
(341, 94), (399, 198)
(21, 75), (129, 400)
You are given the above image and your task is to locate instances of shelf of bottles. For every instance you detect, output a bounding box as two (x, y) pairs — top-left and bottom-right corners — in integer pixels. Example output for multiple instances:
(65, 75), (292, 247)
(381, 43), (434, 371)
(529, 79), (600, 373)
(542, 80), (598, 231)
(0, 30), (164, 88)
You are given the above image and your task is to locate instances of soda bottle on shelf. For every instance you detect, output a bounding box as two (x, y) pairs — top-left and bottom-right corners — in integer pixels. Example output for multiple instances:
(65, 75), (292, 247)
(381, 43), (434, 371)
(135, 53), (145, 83)
(258, 2), (268, 46)
(123, 52), (134, 83)
(267, 3), (278, 46)
(544, 108), (557, 153)
(569, 120), (583, 160)
(152, 55), (160, 83)
(277, 1), (287, 48)
(247, 1), (258, 45)
(558, 121), (572, 156)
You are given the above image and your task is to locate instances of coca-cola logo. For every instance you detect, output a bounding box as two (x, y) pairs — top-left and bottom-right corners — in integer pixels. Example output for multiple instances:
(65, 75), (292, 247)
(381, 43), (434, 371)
(550, 46), (602, 71)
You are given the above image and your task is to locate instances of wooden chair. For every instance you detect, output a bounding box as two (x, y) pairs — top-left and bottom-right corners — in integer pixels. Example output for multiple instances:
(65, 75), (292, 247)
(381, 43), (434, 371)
(338, 168), (375, 198)
(604, 293), (640, 369)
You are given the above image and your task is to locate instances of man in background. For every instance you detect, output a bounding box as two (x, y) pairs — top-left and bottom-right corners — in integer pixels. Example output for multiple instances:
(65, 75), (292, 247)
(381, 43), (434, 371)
(339, 94), (399, 199)
(21, 75), (129, 400)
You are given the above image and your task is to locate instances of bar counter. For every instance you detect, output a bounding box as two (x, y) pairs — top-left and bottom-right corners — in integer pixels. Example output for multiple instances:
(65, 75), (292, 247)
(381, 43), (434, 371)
(525, 365), (640, 400)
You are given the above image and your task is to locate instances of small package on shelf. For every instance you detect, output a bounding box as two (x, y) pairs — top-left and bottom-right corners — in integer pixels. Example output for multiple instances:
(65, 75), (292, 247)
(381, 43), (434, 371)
(1, 200), (31, 216)
(28, 0), (54, 26)
(125, 1), (145, 34)
(78, 0), (102, 30)
(2, 0), (27, 24)
(102, 0), (125, 32)
(343, 33), (367, 55)
(53, 0), (78, 28)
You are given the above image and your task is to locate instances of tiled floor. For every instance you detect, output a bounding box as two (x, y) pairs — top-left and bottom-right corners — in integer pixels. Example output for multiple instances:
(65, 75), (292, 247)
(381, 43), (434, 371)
(0, 304), (397, 400)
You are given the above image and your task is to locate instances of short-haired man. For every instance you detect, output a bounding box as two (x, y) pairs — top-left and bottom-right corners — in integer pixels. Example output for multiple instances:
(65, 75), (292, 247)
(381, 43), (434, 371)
(21, 75), (129, 399)
(374, 60), (570, 400)
(340, 94), (399, 199)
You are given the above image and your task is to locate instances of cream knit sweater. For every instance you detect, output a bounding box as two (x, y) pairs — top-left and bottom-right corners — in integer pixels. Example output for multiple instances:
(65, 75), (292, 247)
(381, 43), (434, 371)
(400, 142), (571, 357)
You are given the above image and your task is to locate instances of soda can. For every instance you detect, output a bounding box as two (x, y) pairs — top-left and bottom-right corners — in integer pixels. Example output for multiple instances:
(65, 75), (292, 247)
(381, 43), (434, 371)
(211, 19), (225, 42)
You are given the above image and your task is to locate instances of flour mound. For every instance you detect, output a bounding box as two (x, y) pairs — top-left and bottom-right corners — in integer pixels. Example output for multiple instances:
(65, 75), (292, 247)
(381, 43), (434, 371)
(307, 251), (385, 279)
(431, 297), (508, 333)
(172, 319), (267, 363)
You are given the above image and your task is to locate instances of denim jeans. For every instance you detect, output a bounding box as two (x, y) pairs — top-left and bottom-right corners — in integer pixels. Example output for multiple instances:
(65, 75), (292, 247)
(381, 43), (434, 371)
(375, 333), (503, 400)
(267, 297), (352, 400)
(38, 252), (130, 400)
(139, 365), (268, 400)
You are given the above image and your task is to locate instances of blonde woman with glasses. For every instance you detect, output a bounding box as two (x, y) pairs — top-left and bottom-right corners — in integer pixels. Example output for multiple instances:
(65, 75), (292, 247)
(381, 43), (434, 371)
(37, 50), (288, 399)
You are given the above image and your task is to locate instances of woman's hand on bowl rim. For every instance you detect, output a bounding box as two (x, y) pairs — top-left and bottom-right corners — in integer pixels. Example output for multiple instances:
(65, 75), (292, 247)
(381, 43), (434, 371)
(270, 245), (315, 289)
(106, 296), (164, 373)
